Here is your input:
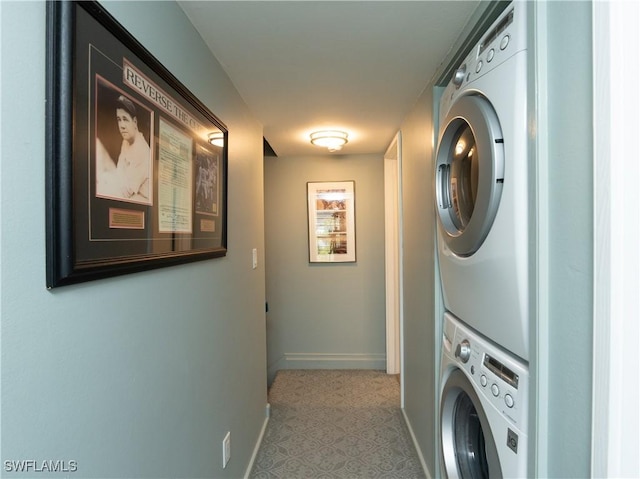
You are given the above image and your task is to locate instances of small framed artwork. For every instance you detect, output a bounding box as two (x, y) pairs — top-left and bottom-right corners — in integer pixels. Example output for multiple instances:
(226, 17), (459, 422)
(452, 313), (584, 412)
(307, 181), (356, 263)
(45, 1), (228, 287)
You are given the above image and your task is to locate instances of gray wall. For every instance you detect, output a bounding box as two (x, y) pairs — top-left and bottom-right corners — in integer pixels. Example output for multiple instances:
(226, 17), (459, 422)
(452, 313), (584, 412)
(1, 2), (267, 478)
(397, 87), (439, 476)
(538, 2), (593, 476)
(264, 154), (386, 383)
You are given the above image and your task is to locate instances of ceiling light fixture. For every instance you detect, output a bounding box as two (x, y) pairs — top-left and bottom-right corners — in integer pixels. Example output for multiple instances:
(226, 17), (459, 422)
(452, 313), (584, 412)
(310, 130), (348, 152)
(208, 132), (224, 147)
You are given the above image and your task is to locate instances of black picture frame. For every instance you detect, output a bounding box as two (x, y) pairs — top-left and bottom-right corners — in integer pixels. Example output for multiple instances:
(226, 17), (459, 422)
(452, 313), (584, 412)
(46, 1), (228, 288)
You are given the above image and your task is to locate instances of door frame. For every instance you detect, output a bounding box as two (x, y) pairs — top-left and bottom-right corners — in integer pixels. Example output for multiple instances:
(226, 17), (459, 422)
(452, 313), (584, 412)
(592, 1), (640, 476)
(384, 133), (403, 377)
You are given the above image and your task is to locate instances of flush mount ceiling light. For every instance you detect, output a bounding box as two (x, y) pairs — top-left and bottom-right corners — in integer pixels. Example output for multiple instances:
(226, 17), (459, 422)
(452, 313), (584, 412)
(208, 132), (224, 147)
(310, 130), (348, 152)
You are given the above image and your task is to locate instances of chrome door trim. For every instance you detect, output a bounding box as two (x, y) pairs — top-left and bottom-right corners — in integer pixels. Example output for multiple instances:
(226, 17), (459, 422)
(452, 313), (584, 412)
(435, 94), (504, 256)
(440, 368), (502, 478)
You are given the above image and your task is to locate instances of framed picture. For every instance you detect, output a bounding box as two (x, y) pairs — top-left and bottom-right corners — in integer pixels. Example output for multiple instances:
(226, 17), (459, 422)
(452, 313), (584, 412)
(45, 1), (228, 288)
(307, 181), (356, 263)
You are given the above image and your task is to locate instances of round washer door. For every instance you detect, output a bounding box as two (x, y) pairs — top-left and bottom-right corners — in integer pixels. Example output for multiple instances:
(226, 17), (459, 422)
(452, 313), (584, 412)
(440, 369), (502, 479)
(435, 94), (504, 257)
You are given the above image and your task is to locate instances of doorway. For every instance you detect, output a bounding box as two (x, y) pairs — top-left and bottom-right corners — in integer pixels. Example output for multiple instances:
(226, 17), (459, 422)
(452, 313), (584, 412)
(384, 133), (403, 384)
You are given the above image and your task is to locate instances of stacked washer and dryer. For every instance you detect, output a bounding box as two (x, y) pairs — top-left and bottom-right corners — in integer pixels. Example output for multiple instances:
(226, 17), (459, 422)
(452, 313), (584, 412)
(435, 3), (530, 478)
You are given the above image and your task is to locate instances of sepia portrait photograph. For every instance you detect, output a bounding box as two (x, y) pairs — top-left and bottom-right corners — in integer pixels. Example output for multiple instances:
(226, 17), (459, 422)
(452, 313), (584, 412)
(95, 77), (154, 205)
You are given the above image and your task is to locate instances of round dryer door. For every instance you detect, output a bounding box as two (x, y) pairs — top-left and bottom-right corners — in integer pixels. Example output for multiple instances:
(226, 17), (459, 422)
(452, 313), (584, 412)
(440, 369), (502, 479)
(435, 94), (504, 257)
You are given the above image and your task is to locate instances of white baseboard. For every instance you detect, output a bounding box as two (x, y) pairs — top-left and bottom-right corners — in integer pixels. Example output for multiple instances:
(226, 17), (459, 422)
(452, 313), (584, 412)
(243, 405), (270, 479)
(268, 353), (387, 385)
(402, 408), (431, 479)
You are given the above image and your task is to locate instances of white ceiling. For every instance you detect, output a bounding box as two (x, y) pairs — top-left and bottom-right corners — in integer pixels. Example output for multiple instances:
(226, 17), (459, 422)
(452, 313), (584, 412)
(179, 1), (480, 157)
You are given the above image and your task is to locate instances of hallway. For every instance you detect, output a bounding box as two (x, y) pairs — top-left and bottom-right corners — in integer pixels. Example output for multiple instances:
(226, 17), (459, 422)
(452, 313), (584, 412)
(3, 2), (638, 478)
(250, 370), (424, 478)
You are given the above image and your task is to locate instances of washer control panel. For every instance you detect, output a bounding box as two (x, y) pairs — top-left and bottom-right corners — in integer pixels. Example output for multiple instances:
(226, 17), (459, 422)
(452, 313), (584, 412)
(447, 315), (529, 429)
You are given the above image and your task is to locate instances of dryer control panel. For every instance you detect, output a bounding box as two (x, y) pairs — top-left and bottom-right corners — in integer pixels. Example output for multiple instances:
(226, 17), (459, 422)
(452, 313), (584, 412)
(462, 2), (525, 87)
(440, 1), (527, 119)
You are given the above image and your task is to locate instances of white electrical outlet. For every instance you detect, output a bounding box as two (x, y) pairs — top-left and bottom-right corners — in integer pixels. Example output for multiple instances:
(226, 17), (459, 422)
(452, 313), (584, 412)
(222, 431), (231, 468)
(252, 248), (258, 269)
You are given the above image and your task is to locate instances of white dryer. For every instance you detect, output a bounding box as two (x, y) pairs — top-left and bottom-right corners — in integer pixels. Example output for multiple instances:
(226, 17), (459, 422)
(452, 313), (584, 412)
(435, 2), (529, 361)
(439, 312), (528, 478)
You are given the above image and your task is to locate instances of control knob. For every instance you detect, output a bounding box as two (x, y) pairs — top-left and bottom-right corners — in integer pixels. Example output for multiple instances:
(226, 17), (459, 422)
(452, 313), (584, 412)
(455, 339), (471, 363)
(452, 64), (467, 88)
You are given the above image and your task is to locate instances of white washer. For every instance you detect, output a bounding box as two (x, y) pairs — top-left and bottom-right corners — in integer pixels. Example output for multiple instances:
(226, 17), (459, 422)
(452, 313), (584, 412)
(440, 312), (528, 478)
(435, 2), (529, 361)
